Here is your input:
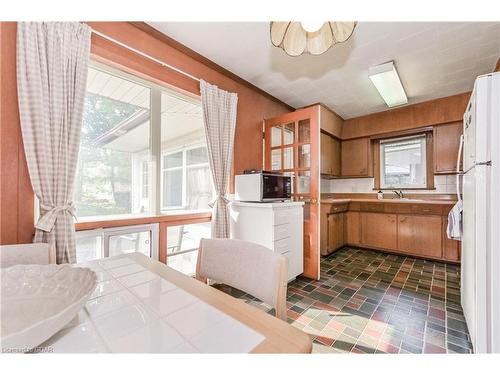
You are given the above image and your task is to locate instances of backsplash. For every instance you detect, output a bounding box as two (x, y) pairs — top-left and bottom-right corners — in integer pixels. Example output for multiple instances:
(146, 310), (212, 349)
(321, 175), (462, 194)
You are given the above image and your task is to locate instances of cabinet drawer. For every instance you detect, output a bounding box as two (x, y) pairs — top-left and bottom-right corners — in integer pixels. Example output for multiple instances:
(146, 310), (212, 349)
(273, 210), (291, 225)
(360, 202), (384, 212)
(273, 223), (291, 241)
(330, 203), (348, 213)
(409, 204), (442, 215)
(273, 237), (291, 254)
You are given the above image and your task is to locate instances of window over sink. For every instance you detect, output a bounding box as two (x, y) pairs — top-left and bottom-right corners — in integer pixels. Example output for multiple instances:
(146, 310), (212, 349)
(379, 134), (427, 189)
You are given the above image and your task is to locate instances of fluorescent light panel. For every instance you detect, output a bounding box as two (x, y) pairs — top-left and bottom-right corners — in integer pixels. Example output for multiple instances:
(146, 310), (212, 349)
(368, 61), (408, 107)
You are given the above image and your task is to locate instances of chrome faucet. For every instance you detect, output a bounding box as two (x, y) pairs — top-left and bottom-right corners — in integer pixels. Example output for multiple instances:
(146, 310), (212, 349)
(393, 190), (404, 199)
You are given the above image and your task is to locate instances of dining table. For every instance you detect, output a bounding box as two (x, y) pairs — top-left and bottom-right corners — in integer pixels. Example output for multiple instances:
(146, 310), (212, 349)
(41, 252), (312, 353)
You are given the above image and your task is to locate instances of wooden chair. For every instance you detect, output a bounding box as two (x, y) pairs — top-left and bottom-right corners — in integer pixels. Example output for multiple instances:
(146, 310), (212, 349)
(196, 238), (288, 321)
(0, 243), (56, 267)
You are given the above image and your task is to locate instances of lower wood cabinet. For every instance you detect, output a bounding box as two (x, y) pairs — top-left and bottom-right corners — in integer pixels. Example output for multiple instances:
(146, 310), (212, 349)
(320, 201), (460, 263)
(344, 211), (361, 245)
(442, 218), (461, 261)
(328, 213), (344, 252)
(397, 215), (442, 258)
(360, 212), (397, 250)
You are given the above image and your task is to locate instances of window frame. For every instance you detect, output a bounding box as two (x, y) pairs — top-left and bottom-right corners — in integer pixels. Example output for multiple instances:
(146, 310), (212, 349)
(76, 60), (211, 221)
(374, 131), (434, 191)
(160, 144), (212, 212)
(75, 223), (159, 263)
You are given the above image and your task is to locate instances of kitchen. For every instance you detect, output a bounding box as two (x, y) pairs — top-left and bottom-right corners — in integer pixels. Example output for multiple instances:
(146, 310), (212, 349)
(1, 7), (499, 367)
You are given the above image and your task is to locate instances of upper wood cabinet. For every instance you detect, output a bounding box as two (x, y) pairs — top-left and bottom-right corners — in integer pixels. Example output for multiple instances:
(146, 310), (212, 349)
(341, 138), (373, 177)
(320, 132), (340, 176)
(434, 121), (463, 174)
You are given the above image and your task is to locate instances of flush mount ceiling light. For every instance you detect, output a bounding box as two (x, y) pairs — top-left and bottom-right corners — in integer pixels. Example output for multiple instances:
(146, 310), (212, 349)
(270, 21), (356, 57)
(368, 61), (408, 107)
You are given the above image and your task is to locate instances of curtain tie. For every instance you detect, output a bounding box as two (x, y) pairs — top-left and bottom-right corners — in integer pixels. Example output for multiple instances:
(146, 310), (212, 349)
(208, 194), (229, 208)
(36, 203), (77, 232)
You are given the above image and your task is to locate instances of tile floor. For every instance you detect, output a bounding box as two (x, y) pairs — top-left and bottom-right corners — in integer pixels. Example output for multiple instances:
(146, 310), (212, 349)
(219, 247), (473, 354)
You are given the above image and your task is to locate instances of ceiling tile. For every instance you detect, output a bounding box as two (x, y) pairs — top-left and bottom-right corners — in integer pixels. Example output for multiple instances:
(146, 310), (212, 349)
(148, 22), (500, 119)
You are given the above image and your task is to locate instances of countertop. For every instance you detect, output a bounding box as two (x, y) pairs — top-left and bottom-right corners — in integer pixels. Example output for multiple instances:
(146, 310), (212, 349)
(230, 201), (305, 207)
(321, 198), (457, 205)
(43, 253), (311, 353)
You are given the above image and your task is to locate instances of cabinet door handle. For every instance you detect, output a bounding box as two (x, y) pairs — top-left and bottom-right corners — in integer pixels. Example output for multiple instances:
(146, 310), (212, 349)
(400, 217), (407, 222)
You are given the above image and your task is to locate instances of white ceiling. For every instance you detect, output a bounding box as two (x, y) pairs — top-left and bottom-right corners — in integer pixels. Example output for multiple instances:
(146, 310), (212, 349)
(148, 22), (500, 119)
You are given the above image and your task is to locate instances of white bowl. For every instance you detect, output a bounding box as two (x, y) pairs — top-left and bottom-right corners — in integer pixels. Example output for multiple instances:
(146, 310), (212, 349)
(1, 264), (96, 352)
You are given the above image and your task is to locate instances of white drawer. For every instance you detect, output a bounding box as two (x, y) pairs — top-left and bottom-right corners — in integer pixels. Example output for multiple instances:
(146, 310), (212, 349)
(273, 223), (290, 241)
(273, 210), (291, 225)
(273, 237), (291, 254)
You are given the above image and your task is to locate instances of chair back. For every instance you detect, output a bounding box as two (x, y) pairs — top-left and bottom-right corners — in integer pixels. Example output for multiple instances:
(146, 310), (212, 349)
(0, 243), (56, 268)
(196, 238), (288, 321)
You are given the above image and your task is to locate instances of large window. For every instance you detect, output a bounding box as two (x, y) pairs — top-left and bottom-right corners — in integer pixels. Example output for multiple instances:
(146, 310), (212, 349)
(380, 135), (427, 189)
(74, 63), (213, 220)
(160, 91), (212, 213)
(75, 67), (151, 218)
(161, 146), (212, 211)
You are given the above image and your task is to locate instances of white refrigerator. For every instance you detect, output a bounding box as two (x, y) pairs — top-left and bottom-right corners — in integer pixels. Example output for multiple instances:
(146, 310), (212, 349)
(461, 72), (500, 353)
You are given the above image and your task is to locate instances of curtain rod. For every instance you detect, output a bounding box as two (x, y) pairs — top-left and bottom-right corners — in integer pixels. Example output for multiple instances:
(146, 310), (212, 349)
(91, 29), (201, 83)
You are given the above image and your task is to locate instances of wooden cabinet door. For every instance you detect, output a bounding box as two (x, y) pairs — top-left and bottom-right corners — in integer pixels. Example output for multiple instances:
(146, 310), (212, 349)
(397, 215), (442, 258)
(328, 213), (344, 252)
(320, 204), (330, 255)
(341, 138), (372, 177)
(360, 212), (397, 250)
(345, 211), (361, 245)
(320, 133), (341, 176)
(331, 137), (341, 176)
(442, 217), (461, 261)
(434, 122), (463, 174)
(320, 132), (332, 175)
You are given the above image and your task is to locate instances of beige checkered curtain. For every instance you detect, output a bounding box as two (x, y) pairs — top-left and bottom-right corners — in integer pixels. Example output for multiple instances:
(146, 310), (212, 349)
(200, 80), (238, 238)
(17, 22), (91, 263)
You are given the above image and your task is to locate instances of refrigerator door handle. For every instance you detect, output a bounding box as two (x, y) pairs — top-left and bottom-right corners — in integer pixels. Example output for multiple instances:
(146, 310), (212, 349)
(461, 160), (493, 175)
(456, 134), (464, 202)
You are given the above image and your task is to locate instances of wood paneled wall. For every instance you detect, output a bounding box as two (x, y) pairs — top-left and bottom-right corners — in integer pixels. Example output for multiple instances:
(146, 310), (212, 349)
(0, 22), (34, 245)
(342, 92), (470, 139)
(319, 104), (343, 138)
(0, 21), (292, 245)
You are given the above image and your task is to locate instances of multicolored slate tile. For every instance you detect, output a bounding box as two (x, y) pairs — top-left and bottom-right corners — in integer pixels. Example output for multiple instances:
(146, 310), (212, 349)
(217, 247), (472, 354)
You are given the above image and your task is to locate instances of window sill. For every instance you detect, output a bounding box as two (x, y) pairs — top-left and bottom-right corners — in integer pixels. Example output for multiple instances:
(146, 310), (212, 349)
(373, 187), (436, 191)
(75, 211), (211, 231)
